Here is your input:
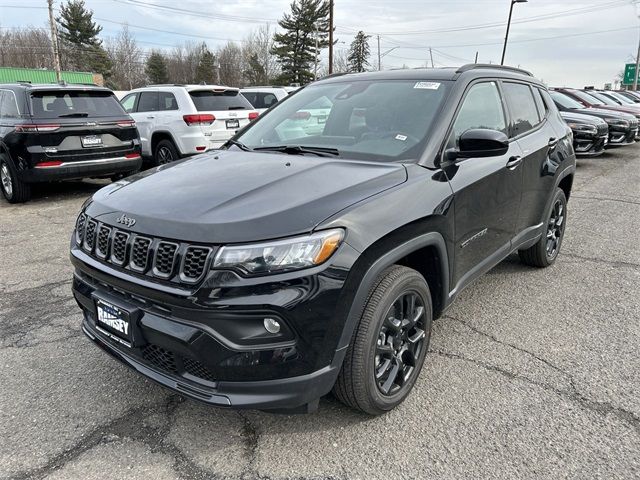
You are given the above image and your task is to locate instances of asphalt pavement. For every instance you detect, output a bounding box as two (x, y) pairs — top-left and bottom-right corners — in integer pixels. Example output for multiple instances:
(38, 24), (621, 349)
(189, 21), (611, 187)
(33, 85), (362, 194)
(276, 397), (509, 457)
(1, 147), (639, 480)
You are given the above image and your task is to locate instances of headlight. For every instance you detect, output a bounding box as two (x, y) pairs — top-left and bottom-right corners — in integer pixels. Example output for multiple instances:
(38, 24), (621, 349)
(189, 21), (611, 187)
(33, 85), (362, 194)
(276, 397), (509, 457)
(567, 122), (597, 133)
(213, 229), (344, 275)
(605, 118), (630, 128)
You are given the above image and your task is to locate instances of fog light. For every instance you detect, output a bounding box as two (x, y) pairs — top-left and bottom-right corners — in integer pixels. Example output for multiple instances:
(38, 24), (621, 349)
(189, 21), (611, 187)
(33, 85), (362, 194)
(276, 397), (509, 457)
(263, 317), (281, 334)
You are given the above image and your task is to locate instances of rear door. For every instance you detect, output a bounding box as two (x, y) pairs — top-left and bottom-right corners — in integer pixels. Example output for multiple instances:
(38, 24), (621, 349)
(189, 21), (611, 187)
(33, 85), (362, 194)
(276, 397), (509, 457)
(188, 89), (255, 144)
(501, 82), (558, 235)
(27, 89), (138, 163)
(446, 80), (524, 290)
(132, 90), (159, 155)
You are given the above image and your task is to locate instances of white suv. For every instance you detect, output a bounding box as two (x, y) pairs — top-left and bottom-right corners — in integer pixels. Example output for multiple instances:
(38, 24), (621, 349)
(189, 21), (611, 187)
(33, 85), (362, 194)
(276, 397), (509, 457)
(120, 85), (257, 164)
(241, 87), (289, 114)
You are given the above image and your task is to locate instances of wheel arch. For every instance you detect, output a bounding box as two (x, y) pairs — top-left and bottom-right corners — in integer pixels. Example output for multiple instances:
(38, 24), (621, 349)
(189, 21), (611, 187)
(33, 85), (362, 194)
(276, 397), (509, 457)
(335, 228), (449, 353)
(151, 131), (179, 155)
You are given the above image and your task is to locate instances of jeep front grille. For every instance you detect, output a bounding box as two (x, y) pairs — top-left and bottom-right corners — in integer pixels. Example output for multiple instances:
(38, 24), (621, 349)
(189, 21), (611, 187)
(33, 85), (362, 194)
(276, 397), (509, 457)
(154, 242), (178, 277)
(74, 214), (215, 285)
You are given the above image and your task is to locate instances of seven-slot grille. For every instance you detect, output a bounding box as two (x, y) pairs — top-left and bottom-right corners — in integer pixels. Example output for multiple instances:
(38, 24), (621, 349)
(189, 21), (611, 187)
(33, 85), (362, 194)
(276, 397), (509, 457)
(75, 214), (214, 284)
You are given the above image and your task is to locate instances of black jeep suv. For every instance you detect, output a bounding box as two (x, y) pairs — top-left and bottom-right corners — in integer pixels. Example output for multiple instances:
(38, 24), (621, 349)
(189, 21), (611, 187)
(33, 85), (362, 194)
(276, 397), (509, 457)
(71, 65), (575, 415)
(0, 83), (142, 203)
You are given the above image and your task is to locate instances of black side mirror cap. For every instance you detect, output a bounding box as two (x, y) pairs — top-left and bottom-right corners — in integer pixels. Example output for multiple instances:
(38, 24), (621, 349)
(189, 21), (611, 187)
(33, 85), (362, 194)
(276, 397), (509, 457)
(457, 129), (510, 159)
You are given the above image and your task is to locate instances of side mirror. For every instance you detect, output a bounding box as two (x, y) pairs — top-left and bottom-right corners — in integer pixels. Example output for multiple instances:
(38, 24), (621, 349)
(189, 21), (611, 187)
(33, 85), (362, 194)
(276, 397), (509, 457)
(446, 129), (510, 161)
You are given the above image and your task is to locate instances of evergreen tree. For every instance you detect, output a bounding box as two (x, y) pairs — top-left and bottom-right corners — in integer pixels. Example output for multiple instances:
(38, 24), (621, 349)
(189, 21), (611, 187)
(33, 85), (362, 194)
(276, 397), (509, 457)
(145, 51), (169, 84)
(56, 0), (111, 76)
(347, 31), (370, 73)
(271, 0), (330, 85)
(195, 45), (216, 84)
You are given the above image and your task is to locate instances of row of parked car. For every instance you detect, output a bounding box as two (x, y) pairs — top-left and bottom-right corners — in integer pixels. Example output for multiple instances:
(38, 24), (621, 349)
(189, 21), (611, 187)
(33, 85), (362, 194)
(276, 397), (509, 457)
(551, 87), (640, 155)
(0, 76), (636, 204)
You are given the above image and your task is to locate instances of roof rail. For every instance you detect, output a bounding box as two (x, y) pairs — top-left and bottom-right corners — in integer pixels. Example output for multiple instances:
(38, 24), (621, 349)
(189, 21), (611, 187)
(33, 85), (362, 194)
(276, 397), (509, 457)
(456, 63), (532, 77)
(319, 72), (349, 80)
(147, 83), (186, 87)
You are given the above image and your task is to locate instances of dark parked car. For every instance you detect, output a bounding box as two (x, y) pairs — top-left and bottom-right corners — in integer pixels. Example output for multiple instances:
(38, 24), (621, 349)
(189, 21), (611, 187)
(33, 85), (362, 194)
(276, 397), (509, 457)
(0, 83), (141, 203)
(71, 65), (576, 415)
(554, 87), (640, 124)
(559, 111), (609, 156)
(616, 90), (640, 103)
(551, 90), (637, 147)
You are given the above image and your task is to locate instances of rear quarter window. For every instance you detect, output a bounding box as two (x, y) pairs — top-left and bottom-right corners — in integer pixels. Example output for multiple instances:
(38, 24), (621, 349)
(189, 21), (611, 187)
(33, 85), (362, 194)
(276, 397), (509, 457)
(30, 90), (126, 118)
(189, 90), (254, 111)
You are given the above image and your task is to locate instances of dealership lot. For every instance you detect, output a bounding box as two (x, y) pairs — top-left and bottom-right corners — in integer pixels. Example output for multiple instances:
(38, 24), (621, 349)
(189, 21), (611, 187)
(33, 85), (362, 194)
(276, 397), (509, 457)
(1, 148), (639, 479)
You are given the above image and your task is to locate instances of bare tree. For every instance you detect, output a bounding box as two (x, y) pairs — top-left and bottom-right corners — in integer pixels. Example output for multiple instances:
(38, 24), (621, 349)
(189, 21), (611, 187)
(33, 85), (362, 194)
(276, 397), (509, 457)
(0, 27), (54, 69)
(105, 25), (145, 90)
(165, 42), (203, 84)
(242, 24), (279, 85)
(217, 41), (244, 87)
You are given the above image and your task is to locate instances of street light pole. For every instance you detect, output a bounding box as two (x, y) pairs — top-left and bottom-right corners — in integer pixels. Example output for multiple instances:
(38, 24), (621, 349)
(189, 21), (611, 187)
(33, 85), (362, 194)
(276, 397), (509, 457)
(633, 1), (640, 90)
(501, 0), (527, 66)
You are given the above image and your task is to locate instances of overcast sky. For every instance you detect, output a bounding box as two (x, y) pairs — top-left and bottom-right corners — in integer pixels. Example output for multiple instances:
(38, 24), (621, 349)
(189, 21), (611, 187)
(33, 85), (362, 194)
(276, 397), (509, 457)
(1, 0), (638, 87)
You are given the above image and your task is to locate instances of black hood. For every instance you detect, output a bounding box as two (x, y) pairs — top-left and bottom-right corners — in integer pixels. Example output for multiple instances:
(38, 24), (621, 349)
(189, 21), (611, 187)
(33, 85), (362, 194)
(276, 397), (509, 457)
(86, 150), (407, 243)
(560, 111), (607, 126)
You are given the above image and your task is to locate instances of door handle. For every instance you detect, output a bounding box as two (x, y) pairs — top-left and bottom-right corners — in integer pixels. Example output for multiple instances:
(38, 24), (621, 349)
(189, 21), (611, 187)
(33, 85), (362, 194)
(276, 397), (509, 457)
(506, 155), (522, 169)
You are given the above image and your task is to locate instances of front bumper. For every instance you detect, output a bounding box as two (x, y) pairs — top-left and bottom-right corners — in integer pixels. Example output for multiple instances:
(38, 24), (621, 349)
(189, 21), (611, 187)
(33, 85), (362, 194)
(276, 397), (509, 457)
(70, 238), (358, 410)
(573, 132), (608, 157)
(606, 127), (637, 148)
(81, 319), (341, 411)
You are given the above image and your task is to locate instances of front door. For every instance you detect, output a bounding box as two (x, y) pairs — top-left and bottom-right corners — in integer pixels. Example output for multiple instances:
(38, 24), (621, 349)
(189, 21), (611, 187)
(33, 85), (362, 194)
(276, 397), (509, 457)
(444, 81), (524, 291)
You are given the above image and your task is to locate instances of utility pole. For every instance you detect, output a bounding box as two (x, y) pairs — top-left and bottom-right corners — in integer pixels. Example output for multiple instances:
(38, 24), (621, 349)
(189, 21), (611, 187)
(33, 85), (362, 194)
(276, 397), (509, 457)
(474, 51), (478, 63)
(429, 47), (434, 68)
(47, 0), (62, 82)
(377, 35), (381, 71)
(328, 0), (334, 74)
(634, 1), (640, 90)
(501, 0), (527, 66)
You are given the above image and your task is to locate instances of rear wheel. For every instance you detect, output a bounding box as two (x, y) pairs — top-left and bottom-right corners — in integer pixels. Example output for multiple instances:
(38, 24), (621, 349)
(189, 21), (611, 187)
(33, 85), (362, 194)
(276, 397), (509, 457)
(333, 265), (433, 415)
(519, 188), (567, 267)
(0, 154), (31, 203)
(154, 139), (179, 166)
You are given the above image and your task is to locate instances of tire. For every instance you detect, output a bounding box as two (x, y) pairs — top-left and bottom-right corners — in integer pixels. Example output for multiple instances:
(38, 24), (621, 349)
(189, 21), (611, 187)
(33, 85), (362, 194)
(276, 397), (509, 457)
(0, 154), (31, 203)
(154, 139), (179, 166)
(333, 265), (433, 415)
(519, 187), (567, 268)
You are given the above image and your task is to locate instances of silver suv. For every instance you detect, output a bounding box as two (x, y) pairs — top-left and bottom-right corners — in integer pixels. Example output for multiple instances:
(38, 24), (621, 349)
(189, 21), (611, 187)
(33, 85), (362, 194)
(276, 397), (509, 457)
(120, 85), (257, 164)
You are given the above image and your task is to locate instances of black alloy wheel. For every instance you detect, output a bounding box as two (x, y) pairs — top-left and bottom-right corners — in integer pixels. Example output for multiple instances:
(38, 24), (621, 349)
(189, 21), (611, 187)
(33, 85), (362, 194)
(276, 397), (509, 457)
(374, 292), (426, 396)
(546, 198), (565, 259)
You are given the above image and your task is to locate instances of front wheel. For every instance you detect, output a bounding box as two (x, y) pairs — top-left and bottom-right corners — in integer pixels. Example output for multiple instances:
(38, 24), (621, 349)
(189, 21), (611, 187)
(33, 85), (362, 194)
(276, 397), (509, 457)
(519, 187), (567, 267)
(333, 265), (433, 415)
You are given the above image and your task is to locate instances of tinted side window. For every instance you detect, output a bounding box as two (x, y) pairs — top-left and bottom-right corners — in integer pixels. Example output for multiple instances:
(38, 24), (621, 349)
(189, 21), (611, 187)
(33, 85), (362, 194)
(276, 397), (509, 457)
(0, 91), (20, 118)
(532, 88), (547, 119)
(158, 92), (178, 111)
(138, 92), (159, 112)
(452, 81), (507, 145)
(503, 82), (541, 137)
(121, 93), (137, 113)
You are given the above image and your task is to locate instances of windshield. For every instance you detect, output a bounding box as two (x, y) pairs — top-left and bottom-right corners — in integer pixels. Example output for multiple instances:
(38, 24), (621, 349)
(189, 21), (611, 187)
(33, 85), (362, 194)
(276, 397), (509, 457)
(30, 90), (126, 118)
(235, 79), (452, 162)
(569, 90), (605, 106)
(550, 91), (585, 110)
(587, 91), (620, 106)
(603, 91), (632, 105)
(189, 90), (253, 111)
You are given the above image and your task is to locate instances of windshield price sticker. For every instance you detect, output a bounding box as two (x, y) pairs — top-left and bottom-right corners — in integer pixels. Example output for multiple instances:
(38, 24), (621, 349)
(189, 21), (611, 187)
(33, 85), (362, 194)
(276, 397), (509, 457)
(414, 82), (441, 90)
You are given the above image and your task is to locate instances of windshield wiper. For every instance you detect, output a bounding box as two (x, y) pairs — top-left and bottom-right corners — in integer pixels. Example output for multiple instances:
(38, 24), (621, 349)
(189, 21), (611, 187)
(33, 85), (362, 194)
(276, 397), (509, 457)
(225, 139), (253, 151)
(253, 145), (340, 157)
(58, 112), (89, 117)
